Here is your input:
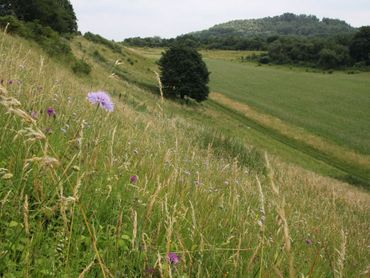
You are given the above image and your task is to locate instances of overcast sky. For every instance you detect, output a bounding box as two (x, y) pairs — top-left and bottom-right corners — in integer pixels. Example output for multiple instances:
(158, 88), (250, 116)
(70, 0), (370, 41)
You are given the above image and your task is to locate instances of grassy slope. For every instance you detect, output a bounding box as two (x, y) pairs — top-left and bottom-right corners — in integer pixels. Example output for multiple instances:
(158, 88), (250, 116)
(0, 34), (369, 277)
(134, 48), (370, 187)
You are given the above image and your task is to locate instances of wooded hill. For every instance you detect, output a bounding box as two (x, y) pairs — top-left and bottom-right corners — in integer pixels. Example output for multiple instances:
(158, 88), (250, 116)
(191, 13), (355, 39)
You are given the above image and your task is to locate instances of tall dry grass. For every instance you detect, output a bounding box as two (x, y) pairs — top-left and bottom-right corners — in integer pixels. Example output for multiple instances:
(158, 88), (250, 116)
(0, 31), (369, 277)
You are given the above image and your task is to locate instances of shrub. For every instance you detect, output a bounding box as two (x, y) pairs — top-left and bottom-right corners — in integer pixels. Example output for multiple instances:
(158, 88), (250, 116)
(92, 50), (106, 63)
(72, 59), (92, 75)
(84, 32), (122, 53)
(0, 16), (73, 60)
(258, 55), (270, 64)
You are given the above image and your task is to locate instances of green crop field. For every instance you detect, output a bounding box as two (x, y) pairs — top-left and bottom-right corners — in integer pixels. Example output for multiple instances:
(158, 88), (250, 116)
(206, 59), (370, 155)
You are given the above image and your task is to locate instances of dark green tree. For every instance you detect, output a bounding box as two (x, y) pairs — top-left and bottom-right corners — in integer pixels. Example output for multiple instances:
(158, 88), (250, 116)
(158, 46), (210, 102)
(1, 0), (77, 33)
(350, 26), (370, 63)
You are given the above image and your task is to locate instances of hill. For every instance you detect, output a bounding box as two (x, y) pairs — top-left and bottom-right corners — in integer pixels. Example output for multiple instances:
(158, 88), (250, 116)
(0, 29), (369, 277)
(191, 13), (356, 39)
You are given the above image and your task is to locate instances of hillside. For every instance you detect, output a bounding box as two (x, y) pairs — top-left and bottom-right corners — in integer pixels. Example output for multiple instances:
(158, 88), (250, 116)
(1, 30), (370, 277)
(191, 13), (355, 39)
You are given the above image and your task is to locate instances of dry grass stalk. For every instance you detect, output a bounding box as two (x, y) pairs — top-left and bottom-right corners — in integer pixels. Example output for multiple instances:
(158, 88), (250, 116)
(265, 154), (295, 277)
(132, 209), (138, 250)
(145, 180), (162, 220)
(79, 205), (109, 278)
(154, 71), (164, 103)
(334, 229), (347, 278)
(23, 194), (30, 236)
(78, 256), (96, 278)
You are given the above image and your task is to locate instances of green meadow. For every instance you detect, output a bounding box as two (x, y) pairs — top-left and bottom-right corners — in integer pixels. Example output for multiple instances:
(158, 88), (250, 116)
(0, 32), (369, 277)
(132, 48), (370, 186)
(207, 59), (370, 155)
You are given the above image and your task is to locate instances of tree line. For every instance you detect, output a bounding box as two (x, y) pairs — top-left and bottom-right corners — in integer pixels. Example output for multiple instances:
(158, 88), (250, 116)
(0, 0), (77, 34)
(124, 27), (370, 69)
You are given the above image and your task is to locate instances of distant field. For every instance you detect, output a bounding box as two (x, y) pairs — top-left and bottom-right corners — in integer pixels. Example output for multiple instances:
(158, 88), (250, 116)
(206, 59), (370, 155)
(130, 47), (370, 186)
(130, 47), (261, 62)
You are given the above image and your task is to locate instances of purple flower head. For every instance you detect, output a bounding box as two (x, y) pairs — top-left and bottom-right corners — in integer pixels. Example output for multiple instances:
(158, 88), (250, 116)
(7, 80), (13, 85)
(305, 239), (313, 245)
(47, 107), (55, 117)
(87, 91), (114, 112)
(130, 175), (138, 184)
(167, 252), (180, 265)
(30, 111), (38, 119)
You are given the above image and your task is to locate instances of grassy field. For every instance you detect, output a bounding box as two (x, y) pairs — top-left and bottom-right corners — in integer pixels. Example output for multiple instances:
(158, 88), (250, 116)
(207, 59), (370, 155)
(0, 33), (370, 277)
(132, 47), (370, 187)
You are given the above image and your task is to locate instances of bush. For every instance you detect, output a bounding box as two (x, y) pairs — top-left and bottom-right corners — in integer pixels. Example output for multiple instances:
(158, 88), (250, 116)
(84, 32), (122, 53)
(0, 15), (27, 34)
(258, 55), (270, 64)
(72, 59), (92, 75)
(92, 50), (106, 63)
(159, 46), (210, 102)
(0, 16), (73, 59)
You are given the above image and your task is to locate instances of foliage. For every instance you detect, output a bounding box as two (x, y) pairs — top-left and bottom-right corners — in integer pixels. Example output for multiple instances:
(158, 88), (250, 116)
(84, 32), (122, 53)
(159, 46), (210, 102)
(261, 28), (370, 69)
(349, 26), (370, 63)
(0, 0), (77, 33)
(193, 13), (355, 39)
(124, 13), (355, 52)
(72, 59), (92, 75)
(91, 50), (107, 63)
(0, 16), (92, 75)
(0, 15), (73, 58)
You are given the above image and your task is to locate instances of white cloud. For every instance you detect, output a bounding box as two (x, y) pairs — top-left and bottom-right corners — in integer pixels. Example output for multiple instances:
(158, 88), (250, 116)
(70, 0), (370, 40)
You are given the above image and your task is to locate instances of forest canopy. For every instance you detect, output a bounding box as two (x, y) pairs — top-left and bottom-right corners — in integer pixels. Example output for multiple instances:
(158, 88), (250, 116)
(0, 0), (77, 33)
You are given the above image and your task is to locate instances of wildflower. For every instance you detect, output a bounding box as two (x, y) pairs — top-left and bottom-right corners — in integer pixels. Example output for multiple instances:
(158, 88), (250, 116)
(7, 80), (13, 85)
(167, 252), (180, 265)
(47, 107), (55, 117)
(305, 239), (313, 245)
(130, 175), (138, 184)
(87, 91), (114, 112)
(44, 128), (52, 135)
(30, 111), (38, 119)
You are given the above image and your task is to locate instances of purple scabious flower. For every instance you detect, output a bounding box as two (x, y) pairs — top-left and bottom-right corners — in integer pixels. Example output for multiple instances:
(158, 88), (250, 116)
(130, 175), (138, 184)
(47, 107), (55, 117)
(167, 252), (180, 265)
(87, 91), (114, 112)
